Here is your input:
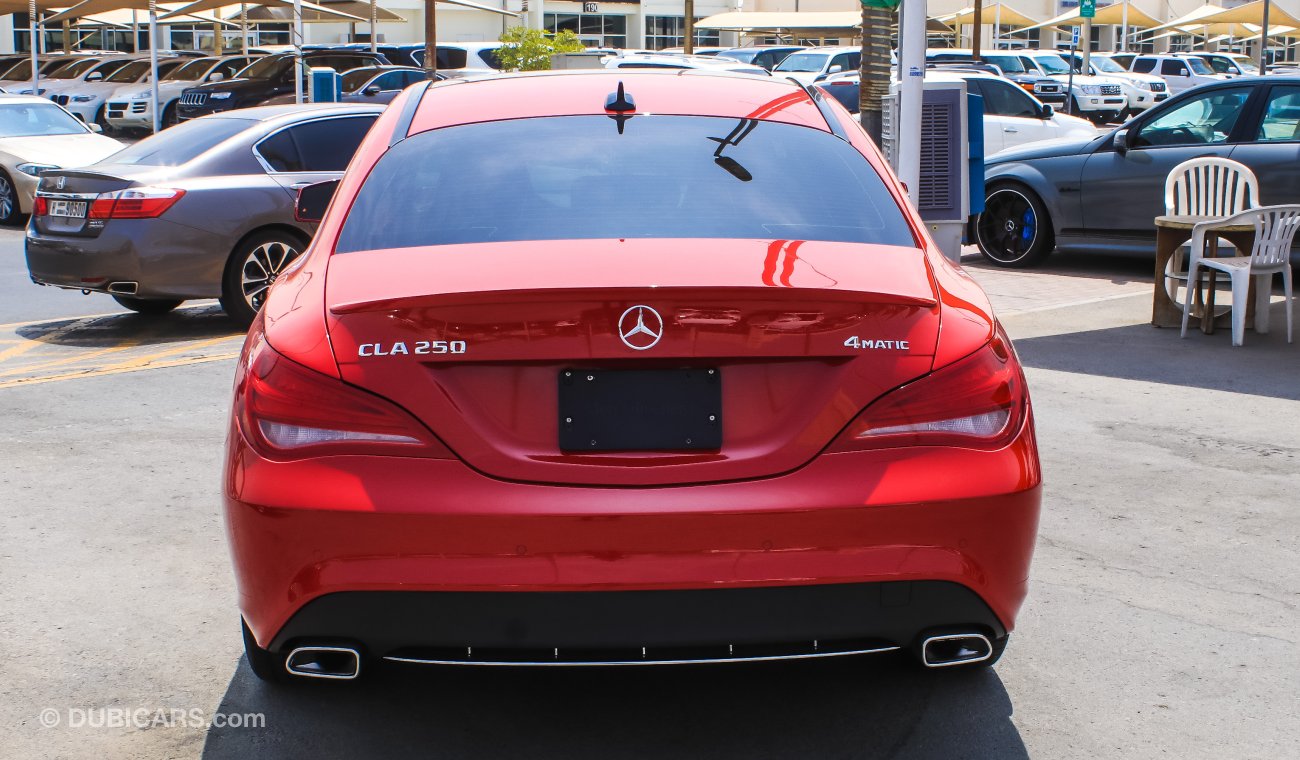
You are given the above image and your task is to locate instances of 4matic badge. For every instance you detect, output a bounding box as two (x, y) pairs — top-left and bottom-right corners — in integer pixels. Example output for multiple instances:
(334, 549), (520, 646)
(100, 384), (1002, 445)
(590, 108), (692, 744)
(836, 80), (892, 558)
(843, 336), (911, 350)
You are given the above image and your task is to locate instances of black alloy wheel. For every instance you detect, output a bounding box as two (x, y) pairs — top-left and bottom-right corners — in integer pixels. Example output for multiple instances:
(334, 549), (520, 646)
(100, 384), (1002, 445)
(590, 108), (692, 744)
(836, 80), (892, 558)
(0, 169), (22, 226)
(975, 186), (1054, 267)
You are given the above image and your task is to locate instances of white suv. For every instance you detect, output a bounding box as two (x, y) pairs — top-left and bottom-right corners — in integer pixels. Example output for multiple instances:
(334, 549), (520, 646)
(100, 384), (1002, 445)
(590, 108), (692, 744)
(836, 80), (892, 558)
(772, 47), (861, 86)
(1075, 52), (1170, 114)
(105, 55), (255, 131)
(1129, 54), (1228, 95)
(1020, 50), (1128, 123)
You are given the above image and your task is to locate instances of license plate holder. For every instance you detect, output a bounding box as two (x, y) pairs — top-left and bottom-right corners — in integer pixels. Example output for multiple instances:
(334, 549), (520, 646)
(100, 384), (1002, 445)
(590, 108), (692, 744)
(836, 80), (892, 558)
(48, 199), (88, 218)
(559, 368), (721, 452)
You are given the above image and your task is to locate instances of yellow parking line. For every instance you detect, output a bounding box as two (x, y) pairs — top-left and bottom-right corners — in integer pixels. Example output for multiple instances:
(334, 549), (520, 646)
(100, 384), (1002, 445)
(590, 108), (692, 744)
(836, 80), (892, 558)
(0, 351), (241, 389)
(0, 338), (146, 378)
(0, 300), (220, 332)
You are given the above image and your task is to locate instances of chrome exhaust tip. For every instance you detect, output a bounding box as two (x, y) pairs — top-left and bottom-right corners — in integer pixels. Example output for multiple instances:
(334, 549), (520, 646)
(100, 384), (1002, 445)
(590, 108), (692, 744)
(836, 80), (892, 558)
(285, 646), (361, 680)
(106, 281), (139, 295)
(920, 633), (993, 668)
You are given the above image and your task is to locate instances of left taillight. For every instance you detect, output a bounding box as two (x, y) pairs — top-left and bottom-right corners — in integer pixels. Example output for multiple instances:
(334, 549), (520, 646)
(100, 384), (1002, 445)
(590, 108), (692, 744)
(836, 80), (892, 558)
(89, 187), (185, 219)
(830, 325), (1028, 452)
(233, 333), (454, 459)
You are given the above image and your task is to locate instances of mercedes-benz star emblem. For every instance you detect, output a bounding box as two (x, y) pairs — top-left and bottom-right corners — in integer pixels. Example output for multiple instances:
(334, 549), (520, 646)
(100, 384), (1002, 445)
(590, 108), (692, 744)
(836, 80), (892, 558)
(618, 305), (664, 351)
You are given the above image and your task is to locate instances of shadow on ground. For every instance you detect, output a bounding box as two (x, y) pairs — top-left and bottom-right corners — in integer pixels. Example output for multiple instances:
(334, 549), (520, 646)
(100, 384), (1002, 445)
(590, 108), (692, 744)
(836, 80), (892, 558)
(202, 654), (1026, 759)
(13, 303), (241, 347)
(1014, 297), (1299, 401)
(963, 250), (1154, 285)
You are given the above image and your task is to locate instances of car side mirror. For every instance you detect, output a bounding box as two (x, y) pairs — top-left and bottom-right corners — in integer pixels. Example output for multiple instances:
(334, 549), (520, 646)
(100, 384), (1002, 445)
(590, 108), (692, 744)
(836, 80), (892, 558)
(363, 84), (381, 96)
(1112, 127), (1130, 154)
(1178, 69), (1189, 76)
(209, 72), (224, 82)
(88, 122), (103, 133)
(827, 64), (843, 74)
(1040, 104), (1054, 119)
(86, 71), (103, 81)
(295, 179), (340, 223)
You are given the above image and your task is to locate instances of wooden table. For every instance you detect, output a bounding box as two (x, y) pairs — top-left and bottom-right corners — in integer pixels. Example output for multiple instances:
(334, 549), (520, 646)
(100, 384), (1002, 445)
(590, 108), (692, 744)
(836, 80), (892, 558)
(1153, 214), (1257, 332)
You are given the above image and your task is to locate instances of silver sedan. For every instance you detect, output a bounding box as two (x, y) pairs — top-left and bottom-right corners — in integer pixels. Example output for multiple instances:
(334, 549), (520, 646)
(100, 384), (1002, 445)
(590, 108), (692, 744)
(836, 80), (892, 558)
(24, 103), (383, 325)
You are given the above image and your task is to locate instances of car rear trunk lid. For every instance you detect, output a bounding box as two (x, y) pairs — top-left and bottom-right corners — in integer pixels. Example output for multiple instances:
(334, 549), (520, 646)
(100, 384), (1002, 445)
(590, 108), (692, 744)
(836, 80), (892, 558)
(323, 239), (942, 486)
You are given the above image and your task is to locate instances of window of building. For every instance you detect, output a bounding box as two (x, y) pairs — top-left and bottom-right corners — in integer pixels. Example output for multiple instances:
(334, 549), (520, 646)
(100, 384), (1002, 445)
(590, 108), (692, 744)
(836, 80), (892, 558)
(645, 16), (721, 51)
(545, 13), (628, 49)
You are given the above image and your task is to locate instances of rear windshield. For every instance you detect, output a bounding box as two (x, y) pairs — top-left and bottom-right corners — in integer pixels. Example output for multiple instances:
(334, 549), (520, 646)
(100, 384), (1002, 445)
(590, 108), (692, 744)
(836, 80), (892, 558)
(106, 59), (149, 83)
(336, 115), (915, 252)
(49, 58), (101, 79)
(101, 117), (251, 166)
(164, 58), (216, 81)
(775, 53), (829, 73)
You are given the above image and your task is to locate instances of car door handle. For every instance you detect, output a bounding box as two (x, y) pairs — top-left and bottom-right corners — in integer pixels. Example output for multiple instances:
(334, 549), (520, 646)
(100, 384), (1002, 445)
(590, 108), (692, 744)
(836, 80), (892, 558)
(1004, 127), (1019, 133)
(289, 182), (314, 189)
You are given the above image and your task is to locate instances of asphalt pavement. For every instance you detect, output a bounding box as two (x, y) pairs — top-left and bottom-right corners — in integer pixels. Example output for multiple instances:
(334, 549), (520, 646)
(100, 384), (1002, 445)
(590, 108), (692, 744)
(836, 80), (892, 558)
(1, 226), (1296, 759)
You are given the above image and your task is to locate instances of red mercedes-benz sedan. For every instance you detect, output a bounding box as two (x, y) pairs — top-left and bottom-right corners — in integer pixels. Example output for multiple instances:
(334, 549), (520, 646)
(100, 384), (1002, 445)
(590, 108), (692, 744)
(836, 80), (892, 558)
(224, 71), (1042, 681)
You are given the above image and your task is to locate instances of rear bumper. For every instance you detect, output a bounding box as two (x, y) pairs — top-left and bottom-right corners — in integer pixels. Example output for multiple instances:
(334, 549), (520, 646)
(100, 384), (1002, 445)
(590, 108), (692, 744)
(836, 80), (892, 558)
(272, 581), (1004, 663)
(227, 418), (1042, 656)
(25, 219), (226, 299)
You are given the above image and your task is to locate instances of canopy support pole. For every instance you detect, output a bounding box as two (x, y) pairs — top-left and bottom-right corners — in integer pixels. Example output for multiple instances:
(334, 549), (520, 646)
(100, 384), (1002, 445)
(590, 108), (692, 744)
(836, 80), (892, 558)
(241, 4), (249, 53)
(293, 0), (304, 103)
(899, 0), (925, 203)
(370, 0), (377, 53)
(423, 0), (437, 80)
(1260, 0), (1272, 73)
(28, 0), (37, 97)
(149, 0), (160, 132)
(1121, 0), (1129, 53)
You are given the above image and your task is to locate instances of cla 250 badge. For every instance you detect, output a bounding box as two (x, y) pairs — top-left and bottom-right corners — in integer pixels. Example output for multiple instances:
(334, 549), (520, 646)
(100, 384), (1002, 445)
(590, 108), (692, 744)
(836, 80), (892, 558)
(358, 340), (467, 357)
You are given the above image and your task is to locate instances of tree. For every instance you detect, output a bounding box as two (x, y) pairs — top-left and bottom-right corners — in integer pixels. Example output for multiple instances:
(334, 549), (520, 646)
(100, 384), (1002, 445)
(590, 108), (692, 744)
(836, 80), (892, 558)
(858, 1), (899, 144)
(496, 27), (585, 72)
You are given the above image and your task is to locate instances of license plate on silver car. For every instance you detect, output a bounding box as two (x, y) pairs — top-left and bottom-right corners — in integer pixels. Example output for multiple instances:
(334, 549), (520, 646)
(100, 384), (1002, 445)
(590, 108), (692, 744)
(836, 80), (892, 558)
(48, 200), (88, 218)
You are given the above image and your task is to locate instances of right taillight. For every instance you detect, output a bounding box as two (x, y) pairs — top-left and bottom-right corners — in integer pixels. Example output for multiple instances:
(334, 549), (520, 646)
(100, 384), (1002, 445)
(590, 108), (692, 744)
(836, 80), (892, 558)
(830, 325), (1028, 452)
(233, 333), (453, 460)
(89, 187), (185, 219)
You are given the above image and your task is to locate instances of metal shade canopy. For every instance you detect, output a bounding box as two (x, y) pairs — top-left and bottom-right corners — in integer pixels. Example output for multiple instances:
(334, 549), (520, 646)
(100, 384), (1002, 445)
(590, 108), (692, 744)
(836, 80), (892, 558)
(1019, 2), (1163, 32)
(695, 11), (867, 31)
(937, 4), (1041, 29)
(1138, 4), (1233, 36)
(158, 0), (363, 22)
(1195, 1), (1300, 29)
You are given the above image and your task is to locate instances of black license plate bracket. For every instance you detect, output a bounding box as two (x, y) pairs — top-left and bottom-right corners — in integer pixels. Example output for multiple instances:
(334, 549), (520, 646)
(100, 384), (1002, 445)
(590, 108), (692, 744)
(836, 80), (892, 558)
(559, 368), (721, 452)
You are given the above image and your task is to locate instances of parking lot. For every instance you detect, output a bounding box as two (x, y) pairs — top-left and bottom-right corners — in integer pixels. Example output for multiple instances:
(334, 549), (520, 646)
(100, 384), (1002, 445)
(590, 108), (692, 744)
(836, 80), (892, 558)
(2, 219), (1296, 758)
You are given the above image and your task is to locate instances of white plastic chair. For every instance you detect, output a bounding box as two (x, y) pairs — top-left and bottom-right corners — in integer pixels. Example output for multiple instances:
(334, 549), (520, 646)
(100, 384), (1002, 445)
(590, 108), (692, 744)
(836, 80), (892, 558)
(1162, 157), (1260, 305)
(1180, 205), (1299, 346)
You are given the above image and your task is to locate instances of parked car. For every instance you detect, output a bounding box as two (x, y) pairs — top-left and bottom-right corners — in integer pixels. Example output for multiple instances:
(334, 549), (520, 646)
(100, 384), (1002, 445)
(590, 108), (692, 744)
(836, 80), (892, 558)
(0, 55), (96, 91)
(1068, 52), (1169, 114)
(262, 66), (433, 105)
(106, 55), (258, 131)
(223, 71), (1040, 681)
(772, 46), (862, 85)
(1191, 51), (1259, 76)
(975, 76), (1300, 266)
(24, 104), (383, 322)
(819, 69), (1097, 156)
(1129, 54), (1228, 95)
(17, 55), (132, 98)
(926, 49), (1066, 105)
(0, 94), (124, 225)
(55, 57), (189, 133)
(1020, 51), (1128, 123)
(176, 51), (388, 119)
(605, 54), (769, 76)
(660, 46), (731, 56)
(416, 42), (503, 77)
(713, 45), (803, 71)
